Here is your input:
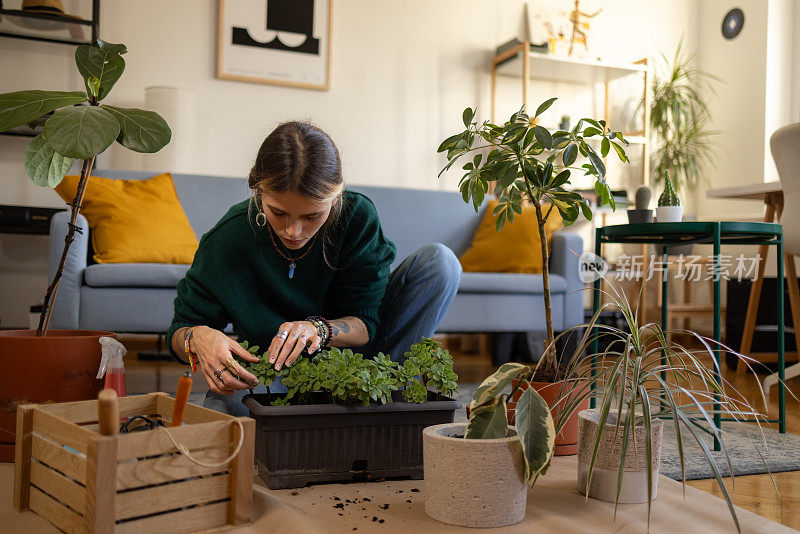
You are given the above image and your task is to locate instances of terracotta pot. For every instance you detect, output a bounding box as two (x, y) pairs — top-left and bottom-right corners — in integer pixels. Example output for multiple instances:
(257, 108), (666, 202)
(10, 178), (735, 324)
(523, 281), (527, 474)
(511, 378), (589, 456)
(423, 423), (526, 527)
(577, 409), (663, 503)
(0, 330), (114, 462)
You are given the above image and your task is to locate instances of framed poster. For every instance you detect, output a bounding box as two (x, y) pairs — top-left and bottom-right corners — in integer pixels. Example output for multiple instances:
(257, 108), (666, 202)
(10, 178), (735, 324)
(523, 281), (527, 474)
(217, 0), (332, 90)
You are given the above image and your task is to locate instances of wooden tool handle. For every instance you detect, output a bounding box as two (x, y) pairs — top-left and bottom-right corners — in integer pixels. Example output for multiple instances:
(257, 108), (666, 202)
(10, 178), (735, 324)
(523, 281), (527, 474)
(170, 373), (193, 427)
(98, 388), (119, 436)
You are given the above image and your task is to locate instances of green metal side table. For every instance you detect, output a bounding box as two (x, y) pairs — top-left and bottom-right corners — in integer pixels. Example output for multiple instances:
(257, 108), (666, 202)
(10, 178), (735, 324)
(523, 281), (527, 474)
(591, 221), (786, 451)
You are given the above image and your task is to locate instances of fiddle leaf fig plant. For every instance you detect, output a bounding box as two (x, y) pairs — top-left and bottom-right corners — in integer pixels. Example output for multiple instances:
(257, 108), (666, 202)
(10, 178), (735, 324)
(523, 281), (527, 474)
(0, 39), (171, 336)
(438, 99), (630, 380)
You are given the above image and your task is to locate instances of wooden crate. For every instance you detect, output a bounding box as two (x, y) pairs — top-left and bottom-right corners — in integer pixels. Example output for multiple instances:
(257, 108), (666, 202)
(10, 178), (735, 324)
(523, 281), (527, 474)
(13, 392), (254, 533)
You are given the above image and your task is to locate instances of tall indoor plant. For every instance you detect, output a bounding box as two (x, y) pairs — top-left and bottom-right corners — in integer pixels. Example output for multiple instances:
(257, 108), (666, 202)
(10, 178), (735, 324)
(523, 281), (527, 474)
(0, 40), (170, 461)
(647, 39), (718, 194)
(437, 99), (629, 453)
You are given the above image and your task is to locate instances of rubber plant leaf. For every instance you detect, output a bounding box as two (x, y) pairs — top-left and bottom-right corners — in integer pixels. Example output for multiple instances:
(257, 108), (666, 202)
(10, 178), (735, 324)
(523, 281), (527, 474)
(0, 90), (87, 132)
(102, 106), (171, 153)
(465, 397), (508, 439)
(24, 133), (74, 187)
(469, 362), (527, 411)
(44, 105), (120, 160)
(515, 386), (555, 484)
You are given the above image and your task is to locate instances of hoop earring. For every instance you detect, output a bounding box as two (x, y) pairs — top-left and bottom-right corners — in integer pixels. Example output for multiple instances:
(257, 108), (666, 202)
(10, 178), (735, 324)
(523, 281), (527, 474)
(256, 210), (267, 227)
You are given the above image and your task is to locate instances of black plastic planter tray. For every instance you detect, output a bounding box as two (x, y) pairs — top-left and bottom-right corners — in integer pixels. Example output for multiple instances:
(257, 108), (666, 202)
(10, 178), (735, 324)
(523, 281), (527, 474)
(243, 391), (461, 489)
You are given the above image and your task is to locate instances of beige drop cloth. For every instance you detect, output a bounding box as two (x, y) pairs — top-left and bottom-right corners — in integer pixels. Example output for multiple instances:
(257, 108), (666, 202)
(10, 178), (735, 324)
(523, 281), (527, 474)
(1, 457), (795, 533)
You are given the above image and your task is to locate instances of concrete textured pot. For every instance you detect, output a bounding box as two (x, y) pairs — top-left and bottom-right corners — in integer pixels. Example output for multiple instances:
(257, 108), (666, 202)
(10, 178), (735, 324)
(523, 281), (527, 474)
(627, 209), (653, 224)
(423, 422), (526, 528)
(577, 409), (663, 503)
(656, 205), (684, 222)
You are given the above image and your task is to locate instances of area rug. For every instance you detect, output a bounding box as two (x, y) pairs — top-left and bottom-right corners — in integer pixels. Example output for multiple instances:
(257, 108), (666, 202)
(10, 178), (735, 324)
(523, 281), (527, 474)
(659, 421), (800, 481)
(454, 382), (800, 481)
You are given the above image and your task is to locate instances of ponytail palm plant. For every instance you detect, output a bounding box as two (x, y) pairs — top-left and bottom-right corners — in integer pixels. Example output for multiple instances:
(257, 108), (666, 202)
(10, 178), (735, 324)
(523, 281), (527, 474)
(438, 99), (630, 381)
(0, 39), (171, 335)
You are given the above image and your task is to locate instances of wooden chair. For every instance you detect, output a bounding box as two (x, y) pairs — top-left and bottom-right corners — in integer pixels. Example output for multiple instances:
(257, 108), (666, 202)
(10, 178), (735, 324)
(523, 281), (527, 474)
(764, 123), (800, 392)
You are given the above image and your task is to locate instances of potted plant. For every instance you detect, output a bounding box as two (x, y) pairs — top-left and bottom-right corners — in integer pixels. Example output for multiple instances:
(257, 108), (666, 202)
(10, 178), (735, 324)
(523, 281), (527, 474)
(437, 99), (630, 455)
(545, 283), (768, 531)
(0, 40), (170, 461)
(240, 339), (461, 489)
(424, 362), (555, 528)
(647, 40), (718, 197)
(627, 185), (653, 223)
(656, 170), (683, 222)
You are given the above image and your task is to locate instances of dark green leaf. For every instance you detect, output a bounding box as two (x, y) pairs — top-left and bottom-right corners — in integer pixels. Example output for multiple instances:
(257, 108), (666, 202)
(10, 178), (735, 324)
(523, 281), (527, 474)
(0, 90), (87, 133)
(44, 105), (120, 159)
(534, 97), (557, 118)
(562, 143), (577, 166)
(551, 169), (571, 188)
(601, 137), (610, 158)
(534, 125), (553, 149)
(102, 106), (171, 153)
(583, 127), (602, 137)
(437, 133), (462, 153)
(75, 40), (127, 101)
(23, 133), (74, 187)
(580, 201), (593, 221)
(587, 150), (606, 177)
(462, 107), (475, 127)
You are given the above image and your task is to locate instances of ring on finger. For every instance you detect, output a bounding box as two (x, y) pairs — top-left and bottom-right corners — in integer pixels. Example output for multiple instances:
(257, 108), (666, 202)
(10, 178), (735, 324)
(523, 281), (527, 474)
(275, 330), (288, 340)
(213, 368), (224, 380)
(224, 357), (238, 372)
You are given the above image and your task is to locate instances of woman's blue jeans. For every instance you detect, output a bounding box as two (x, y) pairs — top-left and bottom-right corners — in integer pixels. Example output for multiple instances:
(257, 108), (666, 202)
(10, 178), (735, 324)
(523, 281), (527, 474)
(204, 243), (462, 416)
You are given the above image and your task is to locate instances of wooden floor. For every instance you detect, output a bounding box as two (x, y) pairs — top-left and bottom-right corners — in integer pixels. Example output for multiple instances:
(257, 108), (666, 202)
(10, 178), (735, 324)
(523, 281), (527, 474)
(444, 334), (800, 531)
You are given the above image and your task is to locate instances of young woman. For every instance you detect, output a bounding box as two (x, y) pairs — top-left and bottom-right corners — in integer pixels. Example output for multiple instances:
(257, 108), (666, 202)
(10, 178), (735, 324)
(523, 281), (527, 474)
(167, 121), (461, 415)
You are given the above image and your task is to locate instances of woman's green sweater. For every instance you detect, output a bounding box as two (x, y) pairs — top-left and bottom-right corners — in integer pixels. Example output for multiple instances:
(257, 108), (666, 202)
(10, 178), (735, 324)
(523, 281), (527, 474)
(166, 190), (396, 359)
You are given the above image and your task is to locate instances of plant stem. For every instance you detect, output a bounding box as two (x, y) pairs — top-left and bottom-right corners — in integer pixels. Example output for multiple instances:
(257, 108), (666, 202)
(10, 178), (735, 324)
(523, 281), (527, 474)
(532, 198), (557, 378)
(37, 157), (95, 336)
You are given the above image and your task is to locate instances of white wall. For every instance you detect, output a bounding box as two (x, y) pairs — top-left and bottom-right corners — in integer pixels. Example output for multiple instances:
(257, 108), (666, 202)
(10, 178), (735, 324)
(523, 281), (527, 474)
(0, 0), (698, 327)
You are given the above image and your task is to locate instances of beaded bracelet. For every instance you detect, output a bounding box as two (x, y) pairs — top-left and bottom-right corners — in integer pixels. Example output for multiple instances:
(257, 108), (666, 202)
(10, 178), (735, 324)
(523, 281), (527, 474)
(306, 316), (332, 348)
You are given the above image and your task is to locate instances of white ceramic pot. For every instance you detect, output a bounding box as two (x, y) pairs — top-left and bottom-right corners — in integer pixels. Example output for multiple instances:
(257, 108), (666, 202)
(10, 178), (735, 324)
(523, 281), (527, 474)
(656, 205), (684, 222)
(576, 409), (663, 503)
(423, 423), (526, 528)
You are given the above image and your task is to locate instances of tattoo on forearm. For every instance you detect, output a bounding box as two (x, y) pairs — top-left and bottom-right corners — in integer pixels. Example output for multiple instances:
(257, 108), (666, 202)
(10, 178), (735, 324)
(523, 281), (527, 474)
(329, 320), (351, 337)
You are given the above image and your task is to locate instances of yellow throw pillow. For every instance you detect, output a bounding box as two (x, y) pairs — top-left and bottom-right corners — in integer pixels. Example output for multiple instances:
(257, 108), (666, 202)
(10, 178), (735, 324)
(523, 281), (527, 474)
(459, 199), (563, 274)
(55, 172), (199, 264)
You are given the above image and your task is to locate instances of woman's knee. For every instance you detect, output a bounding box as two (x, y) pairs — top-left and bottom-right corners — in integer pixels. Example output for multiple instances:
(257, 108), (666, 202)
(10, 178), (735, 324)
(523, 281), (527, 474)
(415, 243), (462, 290)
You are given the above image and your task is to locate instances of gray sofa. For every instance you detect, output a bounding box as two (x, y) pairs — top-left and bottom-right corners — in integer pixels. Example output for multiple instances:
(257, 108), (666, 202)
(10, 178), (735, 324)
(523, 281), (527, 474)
(49, 171), (584, 340)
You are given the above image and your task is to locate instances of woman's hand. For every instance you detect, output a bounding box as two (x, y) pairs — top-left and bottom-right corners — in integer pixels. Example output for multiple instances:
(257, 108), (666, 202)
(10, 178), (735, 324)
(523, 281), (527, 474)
(191, 326), (260, 395)
(268, 321), (321, 370)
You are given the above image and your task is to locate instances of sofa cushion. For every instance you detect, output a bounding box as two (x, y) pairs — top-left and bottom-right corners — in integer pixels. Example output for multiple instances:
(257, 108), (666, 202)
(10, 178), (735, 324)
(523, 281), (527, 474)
(458, 272), (566, 295)
(55, 173), (199, 264)
(84, 263), (190, 288)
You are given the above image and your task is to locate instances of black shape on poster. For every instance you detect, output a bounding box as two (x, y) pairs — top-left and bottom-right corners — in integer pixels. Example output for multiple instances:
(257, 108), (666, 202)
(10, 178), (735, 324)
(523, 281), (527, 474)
(232, 0), (320, 55)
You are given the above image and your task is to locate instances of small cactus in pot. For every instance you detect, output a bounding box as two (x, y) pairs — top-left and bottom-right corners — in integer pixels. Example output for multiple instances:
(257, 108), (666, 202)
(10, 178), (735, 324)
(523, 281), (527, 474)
(656, 171), (684, 222)
(627, 185), (653, 223)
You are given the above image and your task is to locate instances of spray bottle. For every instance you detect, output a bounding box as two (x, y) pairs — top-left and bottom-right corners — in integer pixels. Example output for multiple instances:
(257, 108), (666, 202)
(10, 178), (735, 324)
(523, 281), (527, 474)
(97, 336), (127, 397)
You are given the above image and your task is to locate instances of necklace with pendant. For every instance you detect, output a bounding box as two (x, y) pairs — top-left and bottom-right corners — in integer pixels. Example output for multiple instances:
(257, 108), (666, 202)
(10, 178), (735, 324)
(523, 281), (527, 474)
(267, 224), (318, 279)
